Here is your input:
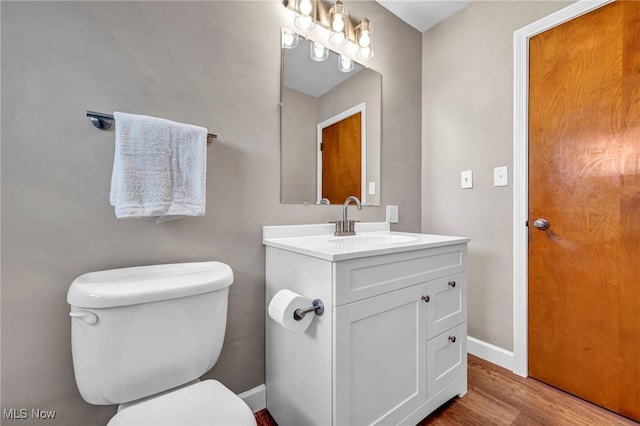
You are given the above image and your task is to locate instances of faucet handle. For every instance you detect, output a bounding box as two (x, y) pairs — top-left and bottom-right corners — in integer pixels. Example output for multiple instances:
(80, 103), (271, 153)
(332, 220), (345, 235)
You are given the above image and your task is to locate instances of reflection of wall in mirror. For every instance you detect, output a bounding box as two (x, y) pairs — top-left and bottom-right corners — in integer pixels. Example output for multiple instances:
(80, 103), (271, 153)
(281, 69), (381, 205)
(281, 87), (318, 202)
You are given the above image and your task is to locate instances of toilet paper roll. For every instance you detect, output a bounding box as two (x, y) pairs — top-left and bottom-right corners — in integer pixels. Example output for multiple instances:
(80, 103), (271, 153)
(268, 289), (314, 333)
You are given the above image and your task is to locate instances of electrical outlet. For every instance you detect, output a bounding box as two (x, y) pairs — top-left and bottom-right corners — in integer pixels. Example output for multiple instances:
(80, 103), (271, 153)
(386, 205), (399, 224)
(368, 181), (376, 195)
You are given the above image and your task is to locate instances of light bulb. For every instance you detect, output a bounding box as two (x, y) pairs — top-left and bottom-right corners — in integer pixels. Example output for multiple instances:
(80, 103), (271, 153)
(295, 14), (313, 30)
(283, 32), (294, 47)
(281, 28), (298, 49)
(338, 55), (353, 73)
(359, 30), (370, 48)
(359, 47), (371, 59)
(330, 31), (345, 46)
(299, 0), (312, 15)
(332, 15), (345, 32)
(310, 42), (328, 62)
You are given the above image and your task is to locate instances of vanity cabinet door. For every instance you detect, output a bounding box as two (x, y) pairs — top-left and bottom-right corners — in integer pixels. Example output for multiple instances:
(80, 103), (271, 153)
(427, 322), (467, 399)
(334, 283), (427, 426)
(426, 273), (466, 340)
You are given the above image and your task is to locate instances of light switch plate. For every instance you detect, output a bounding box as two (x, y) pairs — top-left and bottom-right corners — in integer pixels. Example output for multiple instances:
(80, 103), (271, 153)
(461, 170), (473, 189)
(494, 166), (508, 187)
(386, 205), (399, 224)
(368, 181), (376, 195)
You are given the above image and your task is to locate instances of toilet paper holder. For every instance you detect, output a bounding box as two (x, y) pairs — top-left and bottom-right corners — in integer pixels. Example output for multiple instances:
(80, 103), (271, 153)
(293, 299), (325, 321)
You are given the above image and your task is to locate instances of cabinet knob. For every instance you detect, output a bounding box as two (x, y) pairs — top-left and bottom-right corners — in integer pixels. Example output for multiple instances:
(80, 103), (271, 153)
(421, 295), (430, 303)
(448, 336), (456, 343)
(448, 280), (456, 288)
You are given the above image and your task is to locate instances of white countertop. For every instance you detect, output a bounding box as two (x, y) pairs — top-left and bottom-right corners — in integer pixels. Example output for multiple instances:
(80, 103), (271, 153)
(263, 222), (470, 261)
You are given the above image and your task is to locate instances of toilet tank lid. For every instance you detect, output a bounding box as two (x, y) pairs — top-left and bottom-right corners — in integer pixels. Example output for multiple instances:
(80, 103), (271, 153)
(67, 261), (233, 308)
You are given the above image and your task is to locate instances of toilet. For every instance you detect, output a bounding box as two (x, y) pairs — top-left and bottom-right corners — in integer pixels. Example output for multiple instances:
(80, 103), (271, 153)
(67, 261), (256, 426)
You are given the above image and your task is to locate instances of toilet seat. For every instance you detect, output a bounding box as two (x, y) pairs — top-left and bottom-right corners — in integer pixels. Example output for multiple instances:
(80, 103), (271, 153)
(108, 380), (256, 426)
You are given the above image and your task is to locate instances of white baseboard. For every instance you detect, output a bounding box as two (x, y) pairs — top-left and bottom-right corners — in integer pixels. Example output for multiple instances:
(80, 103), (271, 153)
(467, 336), (514, 372)
(238, 384), (266, 413)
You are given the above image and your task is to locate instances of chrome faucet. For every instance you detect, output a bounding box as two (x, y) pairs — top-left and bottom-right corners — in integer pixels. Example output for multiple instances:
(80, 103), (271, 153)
(334, 196), (362, 236)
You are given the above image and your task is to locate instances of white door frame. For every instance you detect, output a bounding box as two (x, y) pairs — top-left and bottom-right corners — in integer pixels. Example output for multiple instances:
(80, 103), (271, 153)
(512, 0), (614, 377)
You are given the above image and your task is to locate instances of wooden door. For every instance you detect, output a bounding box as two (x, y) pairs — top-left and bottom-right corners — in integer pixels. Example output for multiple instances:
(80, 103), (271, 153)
(528, 1), (640, 421)
(321, 112), (361, 203)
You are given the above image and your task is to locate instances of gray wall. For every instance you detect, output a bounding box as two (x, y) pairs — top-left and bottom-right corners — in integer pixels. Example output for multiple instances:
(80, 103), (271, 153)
(421, 0), (572, 351)
(1, 1), (422, 425)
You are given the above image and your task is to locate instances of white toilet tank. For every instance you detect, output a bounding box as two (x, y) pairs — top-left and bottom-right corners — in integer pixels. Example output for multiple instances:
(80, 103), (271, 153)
(67, 261), (234, 405)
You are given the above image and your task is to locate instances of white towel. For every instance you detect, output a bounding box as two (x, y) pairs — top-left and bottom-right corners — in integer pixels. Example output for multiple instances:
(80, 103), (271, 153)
(110, 112), (207, 223)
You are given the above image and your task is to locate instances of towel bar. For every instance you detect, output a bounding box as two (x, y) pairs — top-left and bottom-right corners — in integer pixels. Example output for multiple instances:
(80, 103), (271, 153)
(86, 111), (218, 144)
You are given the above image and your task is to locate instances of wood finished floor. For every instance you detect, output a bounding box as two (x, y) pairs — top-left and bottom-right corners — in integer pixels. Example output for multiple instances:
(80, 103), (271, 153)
(254, 355), (639, 426)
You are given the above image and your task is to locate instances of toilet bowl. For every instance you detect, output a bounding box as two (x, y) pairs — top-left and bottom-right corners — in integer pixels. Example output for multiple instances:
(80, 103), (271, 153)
(67, 261), (256, 426)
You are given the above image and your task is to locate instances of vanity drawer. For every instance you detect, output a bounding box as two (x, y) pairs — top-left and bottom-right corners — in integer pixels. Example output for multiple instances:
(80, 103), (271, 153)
(334, 245), (467, 306)
(426, 273), (466, 339)
(427, 322), (467, 400)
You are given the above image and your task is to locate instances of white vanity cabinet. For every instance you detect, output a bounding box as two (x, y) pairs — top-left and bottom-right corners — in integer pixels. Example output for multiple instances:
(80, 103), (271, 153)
(264, 224), (468, 426)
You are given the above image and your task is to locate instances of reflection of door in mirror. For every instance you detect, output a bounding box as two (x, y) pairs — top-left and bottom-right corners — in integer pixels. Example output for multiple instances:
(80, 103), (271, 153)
(317, 102), (366, 204)
(322, 112), (362, 203)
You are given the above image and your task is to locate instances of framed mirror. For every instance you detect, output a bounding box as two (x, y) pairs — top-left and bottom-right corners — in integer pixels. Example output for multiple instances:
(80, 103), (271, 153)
(280, 29), (382, 205)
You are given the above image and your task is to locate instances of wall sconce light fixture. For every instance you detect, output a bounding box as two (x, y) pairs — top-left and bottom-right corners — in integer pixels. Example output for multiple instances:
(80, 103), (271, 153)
(286, 0), (375, 63)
